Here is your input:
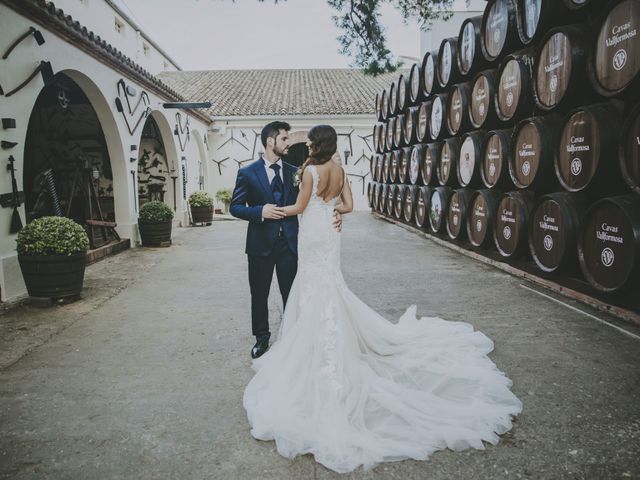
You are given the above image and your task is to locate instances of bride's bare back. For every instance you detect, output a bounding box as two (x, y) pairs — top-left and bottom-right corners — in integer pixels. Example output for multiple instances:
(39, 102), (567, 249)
(314, 161), (346, 202)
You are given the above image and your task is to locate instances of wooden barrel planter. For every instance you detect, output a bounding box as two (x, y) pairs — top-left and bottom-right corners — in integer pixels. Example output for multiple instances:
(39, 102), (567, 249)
(556, 103), (624, 195)
(429, 93), (447, 141)
(409, 144), (425, 185)
(534, 24), (592, 113)
(403, 185), (419, 223)
(404, 107), (418, 145)
(510, 115), (561, 190)
(578, 195), (640, 292)
(415, 186), (434, 228)
(438, 137), (461, 187)
(389, 150), (400, 183)
(529, 192), (587, 273)
(496, 50), (535, 123)
(458, 130), (488, 188)
(398, 147), (412, 184)
(18, 252), (87, 299)
(620, 103), (640, 194)
(438, 37), (462, 89)
(394, 113), (406, 148)
(408, 63), (423, 105)
(397, 74), (410, 112)
(481, 0), (520, 63)
(457, 15), (487, 77)
(191, 206), (213, 224)
(516, 0), (574, 46)
(493, 190), (535, 258)
(470, 69), (500, 129)
(421, 51), (440, 97)
(589, 0), (640, 98)
(422, 142), (442, 186)
(393, 184), (406, 219)
(429, 186), (454, 234)
(386, 117), (396, 152)
(482, 128), (514, 189)
(467, 189), (501, 249)
(446, 188), (474, 241)
(139, 220), (172, 247)
(446, 82), (471, 136)
(416, 101), (432, 143)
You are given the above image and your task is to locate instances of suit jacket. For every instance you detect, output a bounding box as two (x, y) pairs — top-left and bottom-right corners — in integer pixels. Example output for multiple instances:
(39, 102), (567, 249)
(229, 158), (299, 256)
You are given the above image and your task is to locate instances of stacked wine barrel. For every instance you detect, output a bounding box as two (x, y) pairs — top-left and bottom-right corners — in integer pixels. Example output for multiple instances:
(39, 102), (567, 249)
(369, 0), (640, 306)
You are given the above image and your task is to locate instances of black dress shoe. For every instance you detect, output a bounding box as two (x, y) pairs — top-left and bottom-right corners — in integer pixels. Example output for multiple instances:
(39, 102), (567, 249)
(251, 334), (270, 359)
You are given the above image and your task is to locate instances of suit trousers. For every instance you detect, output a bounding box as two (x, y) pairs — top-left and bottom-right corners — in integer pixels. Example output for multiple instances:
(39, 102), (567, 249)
(248, 235), (297, 337)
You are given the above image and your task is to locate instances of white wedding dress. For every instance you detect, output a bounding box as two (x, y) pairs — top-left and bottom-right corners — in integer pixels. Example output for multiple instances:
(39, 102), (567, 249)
(243, 165), (522, 473)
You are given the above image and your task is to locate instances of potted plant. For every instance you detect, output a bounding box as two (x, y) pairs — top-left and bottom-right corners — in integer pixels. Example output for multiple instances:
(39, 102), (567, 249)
(215, 188), (233, 214)
(16, 216), (90, 299)
(188, 191), (214, 224)
(138, 201), (173, 247)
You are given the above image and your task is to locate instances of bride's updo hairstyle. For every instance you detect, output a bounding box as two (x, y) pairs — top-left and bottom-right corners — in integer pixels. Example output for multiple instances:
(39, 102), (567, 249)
(301, 125), (337, 177)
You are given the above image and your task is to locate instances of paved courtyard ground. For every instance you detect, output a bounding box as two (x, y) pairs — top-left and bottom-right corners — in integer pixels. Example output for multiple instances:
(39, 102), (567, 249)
(1, 212), (639, 480)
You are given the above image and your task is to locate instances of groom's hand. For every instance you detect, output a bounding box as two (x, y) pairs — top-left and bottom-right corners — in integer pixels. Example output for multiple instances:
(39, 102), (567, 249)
(262, 204), (286, 220)
(333, 211), (342, 232)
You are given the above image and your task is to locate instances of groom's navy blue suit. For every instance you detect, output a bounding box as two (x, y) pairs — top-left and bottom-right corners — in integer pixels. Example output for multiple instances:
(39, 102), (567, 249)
(230, 158), (299, 338)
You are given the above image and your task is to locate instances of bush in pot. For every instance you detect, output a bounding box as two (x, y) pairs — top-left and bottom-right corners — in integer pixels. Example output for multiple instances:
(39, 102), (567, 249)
(215, 188), (233, 213)
(188, 191), (214, 224)
(138, 201), (173, 247)
(16, 216), (90, 299)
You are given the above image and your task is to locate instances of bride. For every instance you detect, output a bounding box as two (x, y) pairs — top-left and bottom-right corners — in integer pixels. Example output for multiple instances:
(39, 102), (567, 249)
(243, 125), (522, 473)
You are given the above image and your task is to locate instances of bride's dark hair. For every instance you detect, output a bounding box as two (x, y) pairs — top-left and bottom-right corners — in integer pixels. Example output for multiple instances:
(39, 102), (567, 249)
(300, 125), (337, 178)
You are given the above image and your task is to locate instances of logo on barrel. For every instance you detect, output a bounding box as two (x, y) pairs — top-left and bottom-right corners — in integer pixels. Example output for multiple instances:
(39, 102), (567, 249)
(570, 158), (582, 176)
(613, 49), (627, 71)
(489, 162), (496, 177)
(522, 161), (531, 176)
(476, 219), (483, 232)
(453, 214), (458, 226)
(503, 225), (512, 240)
(550, 74), (558, 93)
(506, 91), (514, 107)
(601, 247), (615, 267)
(479, 103), (485, 117)
(543, 234), (553, 251)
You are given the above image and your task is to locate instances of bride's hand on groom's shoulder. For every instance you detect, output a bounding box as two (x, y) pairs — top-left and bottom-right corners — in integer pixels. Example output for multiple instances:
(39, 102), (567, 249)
(333, 211), (342, 232)
(262, 204), (286, 220)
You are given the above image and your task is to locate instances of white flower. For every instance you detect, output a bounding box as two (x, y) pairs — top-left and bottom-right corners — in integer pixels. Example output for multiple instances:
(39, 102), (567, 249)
(292, 170), (301, 187)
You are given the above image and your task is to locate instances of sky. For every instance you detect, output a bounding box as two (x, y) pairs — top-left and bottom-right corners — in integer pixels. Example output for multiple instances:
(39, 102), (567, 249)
(115, 0), (423, 70)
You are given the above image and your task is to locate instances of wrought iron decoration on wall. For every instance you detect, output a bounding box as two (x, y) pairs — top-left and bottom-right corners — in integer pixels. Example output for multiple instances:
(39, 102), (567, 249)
(174, 112), (190, 152)
(211, 157), (229, 175)
(217, 128), (248, 152)
(114, 79), (151, 135)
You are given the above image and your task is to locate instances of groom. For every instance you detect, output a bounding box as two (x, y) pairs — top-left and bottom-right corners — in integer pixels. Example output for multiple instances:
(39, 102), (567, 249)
(230, 122), (342, 359)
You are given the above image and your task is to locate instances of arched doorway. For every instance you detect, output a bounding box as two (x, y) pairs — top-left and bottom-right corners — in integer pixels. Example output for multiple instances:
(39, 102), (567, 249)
(282, 143), (309, 168)
(23, 72), (117, 245)
(136, 115), (172, 210)
(192, 129), (208, 191)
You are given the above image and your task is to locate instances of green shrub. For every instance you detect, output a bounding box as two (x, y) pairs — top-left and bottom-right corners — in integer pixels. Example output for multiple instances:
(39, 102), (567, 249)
(16, 216), (90, 256)
(188, 191), (214, 208)
(139, 201), (174, 222)
(215, 188), (233, 204)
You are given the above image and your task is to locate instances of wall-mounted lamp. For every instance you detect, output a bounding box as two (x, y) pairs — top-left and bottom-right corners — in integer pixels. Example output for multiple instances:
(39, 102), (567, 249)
(2, 27), (45, 59)
(2, 119), (16, 130)
(343, 149), (351, 165)
(4, 61), (53, 97)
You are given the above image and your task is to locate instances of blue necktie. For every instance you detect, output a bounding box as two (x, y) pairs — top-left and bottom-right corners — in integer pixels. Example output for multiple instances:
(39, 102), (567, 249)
(270, 163), (284, 207)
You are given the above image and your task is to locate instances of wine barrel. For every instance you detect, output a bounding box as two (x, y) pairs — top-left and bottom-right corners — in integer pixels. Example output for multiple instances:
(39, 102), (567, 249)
(409, 144), (425, 185)
(404, 107), (418, 145)
(403, 185), (418, 223)
(370, 154), (378, 182)
(590, 0), (640, 97)
(482, 128), (514, 189)
(578, 195), (640, 292)
(516, 0), (573, 46)
(438, 137), (461, 187)
(380, 89), (389, 122)
(394, 113), (406, 148)
(470, 69), (500, 129)
(415, 186), (434, 228)
(534, 24), (592, 113)
(447, 83), (472, 136)
(510, 115), (561, 189)
(397, 74), (410, 113)
(429, 186), (454, 234)
(467, 189), (501, 248)
(389, 150), (400, 183)
(393, 185), (405, 219)
(381, 152), (390, 184)
(376, 183), (386, 212)
(458, 130), (488, 188)
(388, 81), (398, 117)
(457, 16), (487, 77)
(398, 147), (412, 184)
(438, 37), (462, 89)
(385, 117), (396, 152)
(493, 190), (535, 258)
(375, 92), (381, 122)
(496, 50), (535, 122)
(529, 192), (587, 273)
(423, 142), (442, 186)
(385, 183), (396, 216)
(374, 123), (385, 154)
(416, 101), (432, 143)
(556, 103), (624, 194)
(421, 51), (439, 97)
(620, 103), (640, 194)
(446, 188), (474, 240)
(367, 181), (375, 208)
(481, 0), (520, 63)
(408, 63), (423, 104)
(429, 93), (447, 141)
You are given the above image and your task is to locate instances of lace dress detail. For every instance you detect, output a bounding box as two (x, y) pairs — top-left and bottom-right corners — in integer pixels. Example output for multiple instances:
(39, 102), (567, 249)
(243, 165), (522, 473)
